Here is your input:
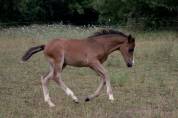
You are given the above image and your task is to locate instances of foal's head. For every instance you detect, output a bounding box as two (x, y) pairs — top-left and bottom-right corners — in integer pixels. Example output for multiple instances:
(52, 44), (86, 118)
(119, 35), (135, 67)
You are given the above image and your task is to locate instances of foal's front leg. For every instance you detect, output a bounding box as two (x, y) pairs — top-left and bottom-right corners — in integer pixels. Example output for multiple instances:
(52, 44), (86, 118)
(85, 61), (114, 102)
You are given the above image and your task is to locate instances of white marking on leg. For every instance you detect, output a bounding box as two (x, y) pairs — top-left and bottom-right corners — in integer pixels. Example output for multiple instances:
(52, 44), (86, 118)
(41, 67), (55, 107)
(66, 88), (73, 96)
(48, 100), (55, 107)
(109, 94), (114, 101)
(66, 88), (78, 101)
(107, 87), (114, 101)
(56, 73), (78, 102)
(105, 76), (114, 102)
(132, 57), (135, 65)
(41, 77), (48, 102)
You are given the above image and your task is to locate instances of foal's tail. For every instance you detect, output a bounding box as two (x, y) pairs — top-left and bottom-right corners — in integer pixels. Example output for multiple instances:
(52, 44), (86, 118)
(21, 45), (45, 62)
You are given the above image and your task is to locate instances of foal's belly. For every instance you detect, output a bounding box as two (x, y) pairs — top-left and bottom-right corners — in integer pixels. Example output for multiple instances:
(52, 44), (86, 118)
(64, 48), (92, 67)
(64, 51), (107, 67)
(64, 54), (90, 67)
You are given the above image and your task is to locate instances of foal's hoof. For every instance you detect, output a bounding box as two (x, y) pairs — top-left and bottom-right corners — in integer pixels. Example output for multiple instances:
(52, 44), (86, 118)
(85, 97), (90, 102)
(73, 99), (79, 104)
(49, 103), (56, 108)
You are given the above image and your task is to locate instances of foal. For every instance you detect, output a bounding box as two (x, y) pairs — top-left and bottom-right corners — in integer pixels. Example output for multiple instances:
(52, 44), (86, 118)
(22, 29), (135, 107)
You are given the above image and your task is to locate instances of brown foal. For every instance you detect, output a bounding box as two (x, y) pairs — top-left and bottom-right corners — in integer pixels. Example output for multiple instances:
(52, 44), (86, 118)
(22, 29), (135, 107)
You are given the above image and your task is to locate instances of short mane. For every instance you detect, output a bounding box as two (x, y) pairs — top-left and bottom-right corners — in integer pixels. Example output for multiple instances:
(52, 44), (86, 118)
(88, 29), (128, 38)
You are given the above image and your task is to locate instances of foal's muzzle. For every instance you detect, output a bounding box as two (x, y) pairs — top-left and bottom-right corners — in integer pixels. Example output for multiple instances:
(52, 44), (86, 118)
(127, 57), (134, 68)
(127, 62), (132, 68)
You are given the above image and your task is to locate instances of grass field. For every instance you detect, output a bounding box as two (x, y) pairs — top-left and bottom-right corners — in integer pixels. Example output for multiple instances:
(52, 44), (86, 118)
(0, 24), (178, 118)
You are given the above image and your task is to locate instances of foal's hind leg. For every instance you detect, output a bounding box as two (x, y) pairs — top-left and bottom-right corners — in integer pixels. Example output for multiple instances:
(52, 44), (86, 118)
(41, 65), (55, 107)
(52, 56), (79, 103)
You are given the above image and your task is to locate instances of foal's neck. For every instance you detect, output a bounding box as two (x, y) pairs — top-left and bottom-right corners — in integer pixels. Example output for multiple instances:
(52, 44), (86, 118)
(100, 36), (125, 54)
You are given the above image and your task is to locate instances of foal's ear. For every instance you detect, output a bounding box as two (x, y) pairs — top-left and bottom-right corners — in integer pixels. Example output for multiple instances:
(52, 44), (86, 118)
(128, 34), (135, 43)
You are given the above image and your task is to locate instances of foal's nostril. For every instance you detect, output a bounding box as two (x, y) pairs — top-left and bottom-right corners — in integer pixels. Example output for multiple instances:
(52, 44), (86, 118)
(127, 63), (132, 68)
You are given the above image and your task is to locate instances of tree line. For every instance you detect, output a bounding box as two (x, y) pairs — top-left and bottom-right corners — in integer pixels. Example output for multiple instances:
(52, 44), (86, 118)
(0, 0), (177, 28)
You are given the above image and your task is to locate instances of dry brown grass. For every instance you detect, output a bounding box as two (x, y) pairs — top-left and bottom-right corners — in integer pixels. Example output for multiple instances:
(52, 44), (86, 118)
(0, 25), (178, 118)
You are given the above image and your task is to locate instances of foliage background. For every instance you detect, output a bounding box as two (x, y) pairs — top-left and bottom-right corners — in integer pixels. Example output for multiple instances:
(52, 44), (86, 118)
(0, 0), (178, 28)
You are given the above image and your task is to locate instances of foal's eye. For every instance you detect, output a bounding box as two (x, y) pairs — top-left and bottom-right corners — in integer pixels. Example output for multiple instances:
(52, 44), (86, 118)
(128, 48), (134, 52)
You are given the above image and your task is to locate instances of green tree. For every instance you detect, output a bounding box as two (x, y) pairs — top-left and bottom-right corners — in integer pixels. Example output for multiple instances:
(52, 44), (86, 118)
(92, 0), (178, 27)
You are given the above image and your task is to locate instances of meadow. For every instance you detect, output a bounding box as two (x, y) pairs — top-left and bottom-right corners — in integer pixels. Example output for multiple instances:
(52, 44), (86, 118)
(0, 24), (178, 118)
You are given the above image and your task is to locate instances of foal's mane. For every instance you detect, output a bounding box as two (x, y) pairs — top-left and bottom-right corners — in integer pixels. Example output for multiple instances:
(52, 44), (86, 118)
(88, 29), (128, 38)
